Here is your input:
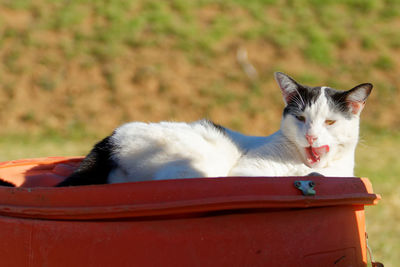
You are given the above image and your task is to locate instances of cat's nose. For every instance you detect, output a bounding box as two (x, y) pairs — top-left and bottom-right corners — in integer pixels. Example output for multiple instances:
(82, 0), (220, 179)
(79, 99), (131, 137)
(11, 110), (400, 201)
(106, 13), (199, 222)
(305, 134), (317, 145)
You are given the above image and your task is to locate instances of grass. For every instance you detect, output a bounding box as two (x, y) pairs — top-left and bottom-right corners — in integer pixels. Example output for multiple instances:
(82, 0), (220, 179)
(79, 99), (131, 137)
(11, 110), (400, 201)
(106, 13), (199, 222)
(0, 133), (95, 161)
(1, 0), (400, 135)
(355, 128), (400, 265)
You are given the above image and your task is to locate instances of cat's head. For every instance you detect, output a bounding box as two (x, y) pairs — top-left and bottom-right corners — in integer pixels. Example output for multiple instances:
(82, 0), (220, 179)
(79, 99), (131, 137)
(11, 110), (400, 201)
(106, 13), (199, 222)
(274, 72), (372, 168)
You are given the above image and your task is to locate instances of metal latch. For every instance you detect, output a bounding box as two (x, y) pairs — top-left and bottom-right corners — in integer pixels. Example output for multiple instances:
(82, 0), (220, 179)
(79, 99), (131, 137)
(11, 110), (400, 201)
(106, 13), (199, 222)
(294, 180), (316, 196)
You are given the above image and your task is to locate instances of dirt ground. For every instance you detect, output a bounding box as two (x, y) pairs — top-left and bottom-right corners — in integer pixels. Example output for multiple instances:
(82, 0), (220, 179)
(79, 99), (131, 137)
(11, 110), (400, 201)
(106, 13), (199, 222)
(0, 3), (399, 137)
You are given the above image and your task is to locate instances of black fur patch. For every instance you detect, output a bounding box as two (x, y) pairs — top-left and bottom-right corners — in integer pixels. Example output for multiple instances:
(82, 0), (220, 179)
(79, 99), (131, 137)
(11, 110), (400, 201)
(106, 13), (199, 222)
(324, 88), (353, 118)
(283, 85), (322, 117)
(56, 135), (116, 186)
(199, 119), (226, 134)
(0, 179), (15, 187)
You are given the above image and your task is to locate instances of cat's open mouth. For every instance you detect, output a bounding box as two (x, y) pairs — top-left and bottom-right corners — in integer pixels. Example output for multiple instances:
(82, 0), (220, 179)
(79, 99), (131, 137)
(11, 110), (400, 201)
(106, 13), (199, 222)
(305, 145), (329, 165)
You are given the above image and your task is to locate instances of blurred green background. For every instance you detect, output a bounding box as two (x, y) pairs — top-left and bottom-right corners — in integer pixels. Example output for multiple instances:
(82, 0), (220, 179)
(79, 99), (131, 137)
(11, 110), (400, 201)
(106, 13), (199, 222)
(0, 0), (398, 264)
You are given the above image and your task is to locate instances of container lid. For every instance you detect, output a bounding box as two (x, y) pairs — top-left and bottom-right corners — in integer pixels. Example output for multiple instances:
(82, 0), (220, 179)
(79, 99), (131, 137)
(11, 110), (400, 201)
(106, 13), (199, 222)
(0, 157), (381, 220)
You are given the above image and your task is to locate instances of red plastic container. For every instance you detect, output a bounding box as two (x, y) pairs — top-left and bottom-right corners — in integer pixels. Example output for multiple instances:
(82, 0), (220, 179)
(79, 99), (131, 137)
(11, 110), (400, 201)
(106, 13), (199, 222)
(0, 157), (380, 267)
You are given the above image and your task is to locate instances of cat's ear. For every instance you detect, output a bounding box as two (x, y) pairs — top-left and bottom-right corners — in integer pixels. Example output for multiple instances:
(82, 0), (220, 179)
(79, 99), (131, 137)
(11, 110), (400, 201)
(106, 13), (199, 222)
(274, 72), (301, 105)
(345, 83), (373, 115)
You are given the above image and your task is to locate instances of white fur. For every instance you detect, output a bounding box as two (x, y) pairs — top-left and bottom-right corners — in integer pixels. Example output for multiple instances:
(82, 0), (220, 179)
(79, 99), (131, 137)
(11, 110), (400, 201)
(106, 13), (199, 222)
(108, 121), (242, 183)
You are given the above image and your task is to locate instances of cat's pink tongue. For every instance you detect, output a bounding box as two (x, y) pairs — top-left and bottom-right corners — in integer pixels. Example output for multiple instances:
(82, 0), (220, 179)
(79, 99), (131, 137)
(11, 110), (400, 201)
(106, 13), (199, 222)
(305, 145), (329, 165)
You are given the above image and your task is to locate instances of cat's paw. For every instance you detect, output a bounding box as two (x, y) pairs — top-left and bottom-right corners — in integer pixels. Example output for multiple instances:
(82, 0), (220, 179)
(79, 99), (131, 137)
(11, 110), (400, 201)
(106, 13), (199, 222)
(306, 172), (324, 177)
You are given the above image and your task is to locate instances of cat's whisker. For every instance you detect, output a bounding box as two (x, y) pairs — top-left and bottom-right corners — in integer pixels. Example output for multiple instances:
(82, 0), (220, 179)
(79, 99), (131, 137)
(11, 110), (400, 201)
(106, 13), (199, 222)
(294, 88), (306, 107)
(293, 95), (305, 109)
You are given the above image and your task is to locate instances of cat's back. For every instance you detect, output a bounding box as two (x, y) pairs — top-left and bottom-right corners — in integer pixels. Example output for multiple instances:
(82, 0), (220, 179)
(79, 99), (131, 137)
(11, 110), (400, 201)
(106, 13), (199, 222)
(113, 120), (230, 150)
(109, 119), (241, 182)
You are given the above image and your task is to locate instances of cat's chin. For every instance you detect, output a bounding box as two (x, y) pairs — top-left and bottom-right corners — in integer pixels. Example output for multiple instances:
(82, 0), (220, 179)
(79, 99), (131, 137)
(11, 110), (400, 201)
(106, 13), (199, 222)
(304, 145), (330, 167)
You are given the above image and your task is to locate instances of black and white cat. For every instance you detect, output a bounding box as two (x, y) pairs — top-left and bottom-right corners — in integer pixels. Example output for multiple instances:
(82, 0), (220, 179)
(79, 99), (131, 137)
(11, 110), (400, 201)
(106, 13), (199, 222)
(56, 72), (372, 186)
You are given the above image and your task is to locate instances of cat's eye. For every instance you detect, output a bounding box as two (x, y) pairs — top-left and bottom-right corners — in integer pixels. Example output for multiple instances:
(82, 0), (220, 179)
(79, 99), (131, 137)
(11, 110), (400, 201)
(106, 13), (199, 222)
(325, 120), (336, 125)
(295, 115), (306, 122)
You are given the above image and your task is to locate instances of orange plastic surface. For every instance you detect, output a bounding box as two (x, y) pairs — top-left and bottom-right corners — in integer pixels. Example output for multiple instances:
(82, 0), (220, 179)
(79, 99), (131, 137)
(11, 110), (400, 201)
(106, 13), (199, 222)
(0, 157), (381, 267)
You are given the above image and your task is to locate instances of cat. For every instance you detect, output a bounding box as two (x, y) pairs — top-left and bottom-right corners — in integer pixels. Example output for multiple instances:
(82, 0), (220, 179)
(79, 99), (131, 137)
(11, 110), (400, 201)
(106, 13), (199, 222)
(55, 72), (372, 187)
